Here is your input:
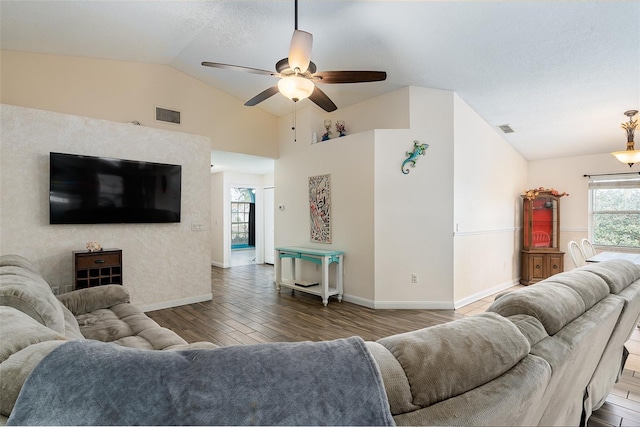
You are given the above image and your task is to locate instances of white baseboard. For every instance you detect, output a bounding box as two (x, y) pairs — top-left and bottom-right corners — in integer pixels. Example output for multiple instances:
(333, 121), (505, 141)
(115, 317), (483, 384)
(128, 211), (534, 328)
(140, 293), (213, 312)
(342, 294), (454, 310)
(211, 261), (229, 268)
(336, 279), (520, 311)
(453, 279), (520, 309)
(373, 300), (455, 310)
(341, 293), (375, 308)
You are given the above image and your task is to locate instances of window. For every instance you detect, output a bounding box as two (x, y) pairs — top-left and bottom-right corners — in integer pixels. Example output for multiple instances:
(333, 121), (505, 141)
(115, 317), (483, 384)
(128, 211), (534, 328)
(230, 187), (256, 249)
(231, 202), (251, 246)
(589, 175), (640, 248)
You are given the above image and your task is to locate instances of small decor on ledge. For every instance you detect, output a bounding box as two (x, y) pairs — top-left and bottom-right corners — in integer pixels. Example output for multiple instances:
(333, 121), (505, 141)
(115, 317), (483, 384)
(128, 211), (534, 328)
(401, 140), (429, 174)
(85, 241), (103, 252)
(322, 119), (332, 141)
(336, 120), (346, 137)
(522, 187), (569, 200)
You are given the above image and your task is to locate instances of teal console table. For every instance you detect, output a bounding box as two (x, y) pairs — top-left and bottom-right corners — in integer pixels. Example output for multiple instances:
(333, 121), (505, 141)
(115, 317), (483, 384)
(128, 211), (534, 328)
(275, 246), (345, 306)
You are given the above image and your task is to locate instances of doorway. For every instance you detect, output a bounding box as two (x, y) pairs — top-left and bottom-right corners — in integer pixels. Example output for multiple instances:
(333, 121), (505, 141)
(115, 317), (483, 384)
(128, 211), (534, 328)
(230, 187), (257, 267)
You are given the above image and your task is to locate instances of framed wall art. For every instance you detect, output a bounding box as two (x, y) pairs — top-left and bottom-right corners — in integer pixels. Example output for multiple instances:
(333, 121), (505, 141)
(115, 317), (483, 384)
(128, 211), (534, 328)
(309, 174), (331, 243)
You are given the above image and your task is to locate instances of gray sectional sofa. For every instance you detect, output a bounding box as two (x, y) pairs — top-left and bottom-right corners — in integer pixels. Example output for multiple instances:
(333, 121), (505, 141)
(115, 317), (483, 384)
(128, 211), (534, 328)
(1, 253), (640, 425)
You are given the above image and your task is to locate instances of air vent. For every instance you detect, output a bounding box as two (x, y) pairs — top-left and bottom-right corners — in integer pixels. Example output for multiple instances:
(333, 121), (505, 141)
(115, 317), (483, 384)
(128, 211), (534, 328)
(155, 107), (181, 125)
(498, 124), (514, 134)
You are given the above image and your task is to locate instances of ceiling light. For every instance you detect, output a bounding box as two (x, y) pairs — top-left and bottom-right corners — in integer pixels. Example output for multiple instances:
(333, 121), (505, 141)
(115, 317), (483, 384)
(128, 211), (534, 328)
(288, 30), (313, 74)
(277, 76), (314, 102)
(612, 110), (640, 167)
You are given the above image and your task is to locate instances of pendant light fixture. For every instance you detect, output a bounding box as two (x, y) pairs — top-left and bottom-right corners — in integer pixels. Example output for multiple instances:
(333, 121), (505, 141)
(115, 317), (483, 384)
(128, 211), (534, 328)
(612, 110), (640, 167)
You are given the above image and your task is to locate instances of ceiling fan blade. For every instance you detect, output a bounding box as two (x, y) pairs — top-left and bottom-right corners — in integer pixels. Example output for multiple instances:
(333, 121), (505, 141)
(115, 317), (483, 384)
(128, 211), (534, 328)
(309, 86), (337, 112)
(201, 62), (277, 77)
(314, 70), (387, 84)
(288, 30), (313, 73)
(244, 86), (280, 107)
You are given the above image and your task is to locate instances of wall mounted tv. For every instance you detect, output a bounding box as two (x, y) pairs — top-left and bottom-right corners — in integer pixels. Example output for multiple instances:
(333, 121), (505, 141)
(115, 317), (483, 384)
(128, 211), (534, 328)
(50, 152), (181, 224)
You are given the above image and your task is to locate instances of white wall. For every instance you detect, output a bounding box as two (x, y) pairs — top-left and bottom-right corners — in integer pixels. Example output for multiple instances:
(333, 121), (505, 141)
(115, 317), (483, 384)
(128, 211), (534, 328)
(210, 172), (225, 266)
(1, 105), (212, 310)
(275, 110), (376, 301)
(373, 87), (456, 308)
(275, 86), (523, 308)
(1, 50), (279, 158)
(280, 87), (412, 147)
(452, 94), (528, 304)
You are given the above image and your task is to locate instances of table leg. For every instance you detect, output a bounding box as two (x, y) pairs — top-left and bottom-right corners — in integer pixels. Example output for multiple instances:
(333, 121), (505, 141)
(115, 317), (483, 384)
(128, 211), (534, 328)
(337, 255), (344, 302)
(275, 250), (282, 291)
(322, 256), (330, 306)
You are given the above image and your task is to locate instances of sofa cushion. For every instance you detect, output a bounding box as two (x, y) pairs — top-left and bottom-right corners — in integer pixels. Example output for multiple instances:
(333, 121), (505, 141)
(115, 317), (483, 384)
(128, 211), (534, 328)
(0, 265), (84, 339)
(60, 303), (84, 340)
(0, 306), (65, 363)
(57, 284), (130, 316)
(544, 269), (610, 309)
(0, 341), (64, 417)
(580, 259), (640, 294)
(0, 265), (47, 284)
(366, 341), (420, 415)
(0, 305), (67, 417)
(487, 281), (591, 335)
(0, 255), (40, 274)
(391, 354), (552, 426)
(0, 274), (65, 334)
(506, 314), (548, 347)
(76, 303), (188, 350)
(376, 312), (530, 409)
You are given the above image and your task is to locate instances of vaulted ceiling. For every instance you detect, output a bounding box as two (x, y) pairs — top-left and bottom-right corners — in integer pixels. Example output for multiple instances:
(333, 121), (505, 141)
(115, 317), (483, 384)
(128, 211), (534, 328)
(1, 1), (638, 161)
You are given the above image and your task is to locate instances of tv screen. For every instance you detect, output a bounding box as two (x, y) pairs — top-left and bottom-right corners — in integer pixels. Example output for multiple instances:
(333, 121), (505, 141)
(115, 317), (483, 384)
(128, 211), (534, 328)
(50, 152), (181, 224)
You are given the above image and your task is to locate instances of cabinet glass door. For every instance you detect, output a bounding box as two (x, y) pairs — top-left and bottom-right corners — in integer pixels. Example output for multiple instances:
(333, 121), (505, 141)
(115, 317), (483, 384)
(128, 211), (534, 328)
(530, 197), (558, 249)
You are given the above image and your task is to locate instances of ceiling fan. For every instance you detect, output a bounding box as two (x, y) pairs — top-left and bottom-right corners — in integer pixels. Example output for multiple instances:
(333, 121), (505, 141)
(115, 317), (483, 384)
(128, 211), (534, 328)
(201, 0), (387, 112)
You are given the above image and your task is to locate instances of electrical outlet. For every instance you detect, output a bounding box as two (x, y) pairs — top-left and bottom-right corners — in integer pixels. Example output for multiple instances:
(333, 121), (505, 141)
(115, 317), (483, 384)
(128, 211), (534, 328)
(411, 274), (419, 284)
(51, 286), (60, 296)
(191, 223), (203, 231)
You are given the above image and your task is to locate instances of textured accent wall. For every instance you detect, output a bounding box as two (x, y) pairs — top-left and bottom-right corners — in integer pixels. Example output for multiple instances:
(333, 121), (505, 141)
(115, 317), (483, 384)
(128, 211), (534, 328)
(1, 104), (212, 309)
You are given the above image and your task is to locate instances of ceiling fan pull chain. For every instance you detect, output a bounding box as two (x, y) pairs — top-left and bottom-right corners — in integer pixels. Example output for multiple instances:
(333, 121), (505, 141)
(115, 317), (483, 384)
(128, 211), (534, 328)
(292, 102), (297, 143)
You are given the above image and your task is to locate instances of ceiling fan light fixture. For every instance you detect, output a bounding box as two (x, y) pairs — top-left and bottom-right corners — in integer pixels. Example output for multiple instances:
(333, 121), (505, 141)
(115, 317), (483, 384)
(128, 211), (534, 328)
(278, 76), (314, 102)
(611, 110), (640, 167)
(288, 30), (313, 74)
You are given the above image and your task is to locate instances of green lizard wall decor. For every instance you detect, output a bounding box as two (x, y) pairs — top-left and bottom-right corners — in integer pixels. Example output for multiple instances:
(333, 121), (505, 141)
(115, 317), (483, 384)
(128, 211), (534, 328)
(401, 140), (429, 174)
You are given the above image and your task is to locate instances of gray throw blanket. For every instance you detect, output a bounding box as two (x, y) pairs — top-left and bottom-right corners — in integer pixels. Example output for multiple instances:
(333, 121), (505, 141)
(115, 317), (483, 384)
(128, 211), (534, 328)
(8, 337), (394, 426)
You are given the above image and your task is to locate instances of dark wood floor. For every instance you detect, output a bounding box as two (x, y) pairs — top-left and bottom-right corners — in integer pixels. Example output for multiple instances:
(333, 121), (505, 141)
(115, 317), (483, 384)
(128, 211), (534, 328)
(147, 264), (640, 426)
(147, 264), (465, 345)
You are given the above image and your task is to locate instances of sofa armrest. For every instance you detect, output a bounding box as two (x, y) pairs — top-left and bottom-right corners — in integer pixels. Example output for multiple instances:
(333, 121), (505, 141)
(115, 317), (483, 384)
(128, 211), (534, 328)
(57, 285), (130, 316)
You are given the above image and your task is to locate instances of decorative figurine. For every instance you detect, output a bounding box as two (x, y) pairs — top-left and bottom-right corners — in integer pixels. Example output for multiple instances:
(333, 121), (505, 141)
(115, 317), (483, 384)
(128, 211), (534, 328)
(336, 120), (346, 137)
(401, 140), (429, 174)
(322, 119), (332, 141)
(85, 241), (103, 252)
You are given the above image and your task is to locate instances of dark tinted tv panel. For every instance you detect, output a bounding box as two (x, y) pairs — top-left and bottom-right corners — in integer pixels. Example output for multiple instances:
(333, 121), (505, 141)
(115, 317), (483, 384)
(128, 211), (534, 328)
(50, 152), (181, 224)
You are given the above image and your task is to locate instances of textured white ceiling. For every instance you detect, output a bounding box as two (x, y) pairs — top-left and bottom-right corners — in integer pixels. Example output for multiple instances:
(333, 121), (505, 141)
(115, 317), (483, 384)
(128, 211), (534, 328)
(1, 1), (639, 162)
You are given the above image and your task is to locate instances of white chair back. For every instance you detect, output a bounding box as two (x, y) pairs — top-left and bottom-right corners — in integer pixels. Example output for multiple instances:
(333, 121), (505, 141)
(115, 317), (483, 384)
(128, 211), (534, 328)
(568, 240), (586, 268)
(581, 238), (596, 258)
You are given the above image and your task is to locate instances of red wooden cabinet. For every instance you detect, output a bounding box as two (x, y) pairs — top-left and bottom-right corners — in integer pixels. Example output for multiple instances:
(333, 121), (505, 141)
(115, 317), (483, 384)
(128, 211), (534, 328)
(521, 192), (564, 285)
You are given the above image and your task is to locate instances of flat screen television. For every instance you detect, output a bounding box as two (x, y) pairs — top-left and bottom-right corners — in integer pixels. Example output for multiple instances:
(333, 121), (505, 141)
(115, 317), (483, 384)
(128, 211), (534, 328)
(50, 152), (181, 224)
